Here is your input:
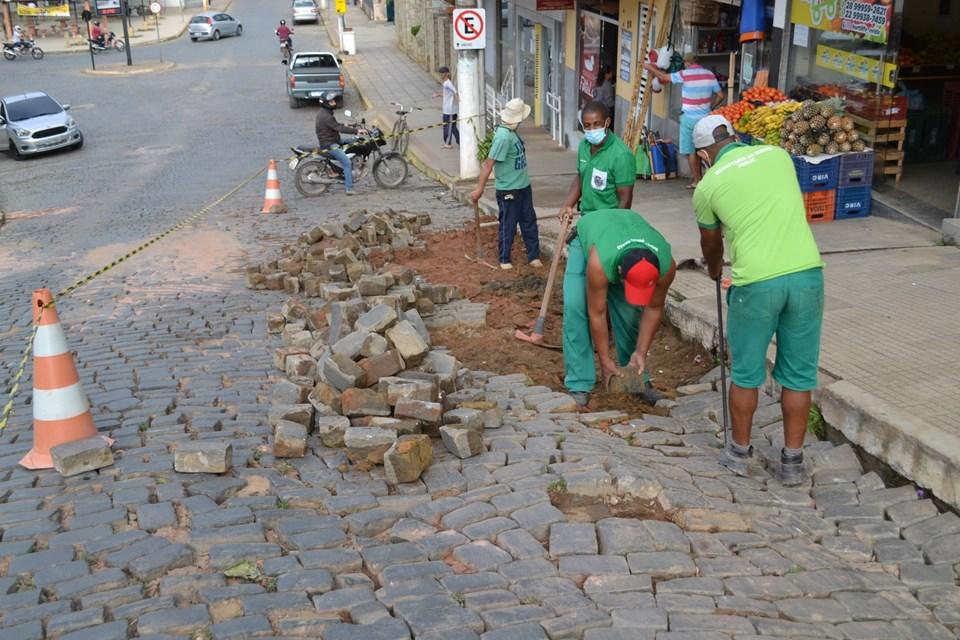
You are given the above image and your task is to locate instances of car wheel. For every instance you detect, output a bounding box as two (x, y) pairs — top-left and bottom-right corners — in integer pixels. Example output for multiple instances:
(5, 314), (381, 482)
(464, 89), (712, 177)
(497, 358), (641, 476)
(236, 25), (243, 36)
(72, 134), (84, 150)
(289, 95), (302, 109)
(190, 36), (197, 41)
(212, 30), (221, 41)
(9, 141), (23, 160)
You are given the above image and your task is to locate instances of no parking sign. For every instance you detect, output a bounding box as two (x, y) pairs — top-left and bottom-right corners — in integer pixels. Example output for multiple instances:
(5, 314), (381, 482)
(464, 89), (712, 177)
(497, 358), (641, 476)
(452, 8), (485, 50)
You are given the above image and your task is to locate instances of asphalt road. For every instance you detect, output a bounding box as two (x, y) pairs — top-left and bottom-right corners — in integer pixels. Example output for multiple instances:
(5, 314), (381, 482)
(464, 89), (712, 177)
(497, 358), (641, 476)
(0, 0), (471, 387)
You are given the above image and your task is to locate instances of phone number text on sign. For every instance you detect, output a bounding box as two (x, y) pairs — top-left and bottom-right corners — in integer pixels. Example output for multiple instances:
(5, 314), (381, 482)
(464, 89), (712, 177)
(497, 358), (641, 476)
(841, 0), (891, 42)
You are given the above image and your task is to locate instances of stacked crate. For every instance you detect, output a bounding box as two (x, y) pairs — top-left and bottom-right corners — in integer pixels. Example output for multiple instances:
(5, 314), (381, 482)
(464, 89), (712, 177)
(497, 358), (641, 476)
(835, 151), (874, 219)
(850, 113), (906, 186)
(793, 156), (839, 223)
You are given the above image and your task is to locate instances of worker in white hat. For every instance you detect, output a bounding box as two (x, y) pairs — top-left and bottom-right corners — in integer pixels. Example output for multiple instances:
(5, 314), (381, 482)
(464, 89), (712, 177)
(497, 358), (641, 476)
(692, 114), (824, 487)
(470, 98), (542, 270)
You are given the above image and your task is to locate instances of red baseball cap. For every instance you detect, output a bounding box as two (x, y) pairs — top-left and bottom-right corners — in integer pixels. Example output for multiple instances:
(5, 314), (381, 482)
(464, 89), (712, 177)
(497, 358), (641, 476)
(621, 248), (661, 306)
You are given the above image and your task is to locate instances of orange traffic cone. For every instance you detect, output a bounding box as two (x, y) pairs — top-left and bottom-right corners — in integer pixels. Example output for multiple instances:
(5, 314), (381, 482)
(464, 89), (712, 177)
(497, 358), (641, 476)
(20, 289), (111, 470)
(261, 159), (288, 214)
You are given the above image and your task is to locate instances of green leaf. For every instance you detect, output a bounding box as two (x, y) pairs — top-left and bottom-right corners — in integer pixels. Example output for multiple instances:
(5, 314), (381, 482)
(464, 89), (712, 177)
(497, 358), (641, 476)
(224, 560), (261, 581)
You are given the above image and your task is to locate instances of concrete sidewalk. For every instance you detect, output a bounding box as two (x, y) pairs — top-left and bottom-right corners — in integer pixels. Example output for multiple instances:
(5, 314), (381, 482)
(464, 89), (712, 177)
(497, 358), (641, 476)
(33, 8), (202, 54)
(326, 6), (960, 506)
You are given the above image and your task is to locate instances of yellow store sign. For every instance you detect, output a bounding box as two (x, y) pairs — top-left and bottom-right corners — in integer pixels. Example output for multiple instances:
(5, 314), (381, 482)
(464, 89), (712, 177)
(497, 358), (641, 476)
(17, 2), (71, 17)
(815, 44), (897, 88)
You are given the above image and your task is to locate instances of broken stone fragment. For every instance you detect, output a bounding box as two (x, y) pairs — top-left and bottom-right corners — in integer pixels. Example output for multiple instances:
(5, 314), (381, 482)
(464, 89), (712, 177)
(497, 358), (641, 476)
(274, 420), (308, 458)
(355, 304), (398, 334)
(384, 434), (433, 483)
(440, 425), (484, 459)
(385, 320), (429, 365)
(357, 350), (405, 386)
(344, 427), (398, 464)
(315, 416), (351, 448)
(394, 398), (443, 432)
(51, 436), (114, 477)
(340, 388), (391, 418)
(174, 441), (233, 474)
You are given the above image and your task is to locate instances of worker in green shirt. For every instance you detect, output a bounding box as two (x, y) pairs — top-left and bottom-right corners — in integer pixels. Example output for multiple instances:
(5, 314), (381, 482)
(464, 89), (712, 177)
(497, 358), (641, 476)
(692, 115), (825, 487)
(559, 100), (636, 216)
(562, 208), (677, 408)
(471, 98), (542, 270)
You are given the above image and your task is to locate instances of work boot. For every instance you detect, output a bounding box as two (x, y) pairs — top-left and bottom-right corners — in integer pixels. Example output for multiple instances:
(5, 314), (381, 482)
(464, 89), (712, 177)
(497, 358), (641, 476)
(779, 450), (808, 487)
(637, 381), (665, 405)
(719, 444), (764, 478)
(570, 392), (590, 408)
(500, 263), (513, 270)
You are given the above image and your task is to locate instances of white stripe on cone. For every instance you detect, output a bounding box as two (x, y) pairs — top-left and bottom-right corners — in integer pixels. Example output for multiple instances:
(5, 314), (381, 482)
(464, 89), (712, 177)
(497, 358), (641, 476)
(33, 382), (90, 421)
(265, 189), (282, 199)
(34, 324), (70, 358)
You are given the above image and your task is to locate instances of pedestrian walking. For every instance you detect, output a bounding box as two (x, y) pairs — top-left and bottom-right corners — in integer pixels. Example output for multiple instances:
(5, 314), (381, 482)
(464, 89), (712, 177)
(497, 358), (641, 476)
(692, 115), (825, 486)
(593, 66), (616, 122)
(644, 53), (724, 188)
(432, 66), (460, 148)
(560, 208), (676, 408)
(470, 98), (542, 270)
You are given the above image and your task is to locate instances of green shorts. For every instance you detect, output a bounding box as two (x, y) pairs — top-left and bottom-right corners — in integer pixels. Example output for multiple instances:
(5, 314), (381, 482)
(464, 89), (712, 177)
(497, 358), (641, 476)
(726, 268), (824, 391)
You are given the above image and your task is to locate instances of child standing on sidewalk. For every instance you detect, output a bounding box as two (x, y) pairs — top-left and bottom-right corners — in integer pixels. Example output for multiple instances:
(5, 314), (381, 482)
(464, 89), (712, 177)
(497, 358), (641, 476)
(433, 66), (460, 148)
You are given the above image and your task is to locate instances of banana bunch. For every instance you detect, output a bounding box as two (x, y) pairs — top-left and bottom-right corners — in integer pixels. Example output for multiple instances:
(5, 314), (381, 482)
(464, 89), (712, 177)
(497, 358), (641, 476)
(738, 101), (801, 145)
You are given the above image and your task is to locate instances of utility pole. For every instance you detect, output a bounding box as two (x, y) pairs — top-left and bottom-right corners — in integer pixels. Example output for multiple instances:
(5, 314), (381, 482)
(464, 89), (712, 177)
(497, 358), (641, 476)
(455, 0), (481, 180)
(119, 0), (132, 65)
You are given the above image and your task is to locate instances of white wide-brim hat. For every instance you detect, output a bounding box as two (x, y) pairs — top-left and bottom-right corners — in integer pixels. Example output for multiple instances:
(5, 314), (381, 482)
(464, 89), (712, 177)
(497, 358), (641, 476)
(500, 98), (532, 125)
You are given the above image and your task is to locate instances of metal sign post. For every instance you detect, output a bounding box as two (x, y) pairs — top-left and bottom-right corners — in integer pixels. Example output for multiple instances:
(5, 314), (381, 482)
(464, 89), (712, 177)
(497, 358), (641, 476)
(335, 0), (346, 53)
(82, 9), (96, 71)
(454, 4), (485, 179)
(150, 2), (162, 63)
(119, 0), (133, 65)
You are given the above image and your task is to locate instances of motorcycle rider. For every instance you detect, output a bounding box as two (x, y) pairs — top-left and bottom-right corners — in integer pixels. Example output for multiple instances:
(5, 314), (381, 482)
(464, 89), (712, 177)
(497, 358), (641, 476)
(275, 19), (293, 63)
(11, 25), (26, 52)
(315, 92), (366, 196)
(90, 20), (106, 48)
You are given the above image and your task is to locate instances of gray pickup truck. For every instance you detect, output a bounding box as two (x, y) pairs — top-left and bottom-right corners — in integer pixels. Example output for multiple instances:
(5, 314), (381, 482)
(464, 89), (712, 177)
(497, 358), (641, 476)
(286, 52), (344, 109)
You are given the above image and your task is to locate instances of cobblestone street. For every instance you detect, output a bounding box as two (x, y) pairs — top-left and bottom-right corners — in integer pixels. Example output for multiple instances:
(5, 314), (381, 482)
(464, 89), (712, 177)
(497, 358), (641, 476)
(3, 1), (960, 639)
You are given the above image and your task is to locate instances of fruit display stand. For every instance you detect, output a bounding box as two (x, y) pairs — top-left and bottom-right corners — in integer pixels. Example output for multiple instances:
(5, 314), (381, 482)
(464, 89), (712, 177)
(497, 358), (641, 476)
(849, 114), (905, 186)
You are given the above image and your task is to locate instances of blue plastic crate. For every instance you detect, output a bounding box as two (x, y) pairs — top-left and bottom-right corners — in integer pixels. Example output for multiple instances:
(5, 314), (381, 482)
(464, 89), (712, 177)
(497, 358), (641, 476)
(838, 151), (874, 187)
(835, 186), (872, 219)
(793, 156), (840, 193)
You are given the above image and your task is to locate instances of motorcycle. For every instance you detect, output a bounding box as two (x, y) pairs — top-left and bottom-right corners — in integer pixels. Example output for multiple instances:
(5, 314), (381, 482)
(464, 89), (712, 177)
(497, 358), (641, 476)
(88, 32), (125, 53)
(2, 39), (44, 61)
(279, 37), (293, 63)
(289, 114), (408, 196)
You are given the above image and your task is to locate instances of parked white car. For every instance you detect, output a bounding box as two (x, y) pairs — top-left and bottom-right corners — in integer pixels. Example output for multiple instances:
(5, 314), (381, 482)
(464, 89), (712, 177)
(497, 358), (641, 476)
(0, 92), (82, 159)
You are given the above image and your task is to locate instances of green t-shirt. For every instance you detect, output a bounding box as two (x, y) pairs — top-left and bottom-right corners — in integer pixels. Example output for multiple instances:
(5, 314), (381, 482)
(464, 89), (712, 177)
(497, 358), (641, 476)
(577, 132), (637, 213)
(488, 126), (531, 191)
(693, 144), (824, 287)
(576, 209), (673, 287)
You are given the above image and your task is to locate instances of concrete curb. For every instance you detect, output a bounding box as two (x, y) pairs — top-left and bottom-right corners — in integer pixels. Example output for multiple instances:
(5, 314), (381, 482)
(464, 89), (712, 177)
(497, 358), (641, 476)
(80, 61), (176, 76)
(665, 285), (960, 509)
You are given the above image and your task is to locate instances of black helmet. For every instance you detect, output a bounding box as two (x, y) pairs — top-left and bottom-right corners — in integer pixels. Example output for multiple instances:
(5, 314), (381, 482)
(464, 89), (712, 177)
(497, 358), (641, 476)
(318, 92), (339, 110)
(280, 19), (286, 25)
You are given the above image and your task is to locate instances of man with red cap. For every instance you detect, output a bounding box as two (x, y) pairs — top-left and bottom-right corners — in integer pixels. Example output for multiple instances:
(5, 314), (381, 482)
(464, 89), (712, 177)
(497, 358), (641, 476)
(563, 208), (677, 407)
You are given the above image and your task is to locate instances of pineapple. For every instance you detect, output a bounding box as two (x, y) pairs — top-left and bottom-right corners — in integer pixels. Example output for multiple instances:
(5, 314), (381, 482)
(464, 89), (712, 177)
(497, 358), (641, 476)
(827, 115), (843, 130)
(825, 142), (840, 155)
(802, 104), (819, 119)
(851, 140), (866, 152)
(833, 131), (848, 144)
(847, 130), (860, 142)
(794, 120), (810, 135)
(791, 110), (804, 123)
(820, 106), (835, 119)
(841, 116), (855, 131)
(817, 133), (831, 146)
(839, 141), (852, 153)
(784, 141), (795, 154)
(799, 135), (811, 147)
(783, 120), (795, 133)
(806, 143), (823, 156)
(809, 115), (827, 132)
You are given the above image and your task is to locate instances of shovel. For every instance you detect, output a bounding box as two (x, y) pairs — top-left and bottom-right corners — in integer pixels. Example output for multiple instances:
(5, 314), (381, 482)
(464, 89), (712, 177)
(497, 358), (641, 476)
(464, 201), (500, 271)
(513, 211), (573, 350)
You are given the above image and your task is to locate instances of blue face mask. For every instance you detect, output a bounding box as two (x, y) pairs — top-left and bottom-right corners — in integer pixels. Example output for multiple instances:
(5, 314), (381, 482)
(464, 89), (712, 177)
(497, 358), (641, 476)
(584, 128), (606, 145)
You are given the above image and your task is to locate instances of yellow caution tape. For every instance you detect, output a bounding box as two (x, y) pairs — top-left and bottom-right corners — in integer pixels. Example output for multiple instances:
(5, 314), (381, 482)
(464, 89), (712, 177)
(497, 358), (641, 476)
(0, 165), (266, 431)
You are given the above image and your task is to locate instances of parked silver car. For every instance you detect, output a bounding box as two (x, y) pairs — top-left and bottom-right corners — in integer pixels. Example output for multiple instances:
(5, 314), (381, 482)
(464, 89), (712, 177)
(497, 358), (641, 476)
(292, 0), (319, 23)
(0, 92), (82, 159)
(188, 12), (242, 41)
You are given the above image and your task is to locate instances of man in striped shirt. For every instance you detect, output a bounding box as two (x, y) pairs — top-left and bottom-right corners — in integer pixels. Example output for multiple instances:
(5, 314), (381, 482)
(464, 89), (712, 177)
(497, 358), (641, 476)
(645, 53), (724, 187)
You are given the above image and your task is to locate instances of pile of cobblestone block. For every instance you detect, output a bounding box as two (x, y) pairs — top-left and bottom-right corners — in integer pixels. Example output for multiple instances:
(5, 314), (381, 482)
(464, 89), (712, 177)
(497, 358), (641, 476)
(260, 210), (513, 482)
